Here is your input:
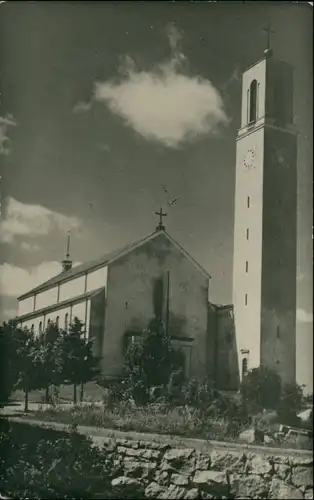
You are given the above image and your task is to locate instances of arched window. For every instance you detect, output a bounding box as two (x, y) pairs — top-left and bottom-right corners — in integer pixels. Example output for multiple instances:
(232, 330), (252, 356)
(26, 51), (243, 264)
(47, 318), (51, 326)
(65, 313), (69, 331)
(249, 79), (258, 123)
(56, 316), (59, 328)
(31, 324), (34, 333)
(242, 357), (248, 378)
(39, 321), (43, 334)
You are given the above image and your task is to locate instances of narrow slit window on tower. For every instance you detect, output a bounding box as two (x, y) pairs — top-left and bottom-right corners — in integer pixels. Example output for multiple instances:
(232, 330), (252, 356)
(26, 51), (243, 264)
(65, 313), (69, 331)
(246, 228), (249, 240)
(247, 196), (250, 208)
(245, 294), (248, 306)
(245, 261), (249, 273)
(276, 326), (280, 339)
(242, 358), (248, 378)
(249, 79), (258, 123)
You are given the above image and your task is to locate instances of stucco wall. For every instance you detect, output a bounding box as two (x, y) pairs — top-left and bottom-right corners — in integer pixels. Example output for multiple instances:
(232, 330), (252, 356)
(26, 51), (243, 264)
(216, 306), (239, 391)
(233, 125), (265, 373)
(261, 126), (297, 384)
(18, 296), (35, 316)
(59, 275), (85, 303)
(101, 232), (209, 380)
(19, 299), (91, 336)
(35, 286), (58, 311)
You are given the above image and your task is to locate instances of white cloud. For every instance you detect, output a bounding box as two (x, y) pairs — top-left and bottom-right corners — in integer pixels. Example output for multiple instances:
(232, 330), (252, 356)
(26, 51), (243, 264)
(20, 241), (41, 252)
(2, 307), (18, 322)
(93, 25), (229, 148)
(0, 114), (16, 156)
(73, 101), (92, 114)
(0, 197), (81, 244)
(297, 308), (313, 324)
(0, 261), (82, 298)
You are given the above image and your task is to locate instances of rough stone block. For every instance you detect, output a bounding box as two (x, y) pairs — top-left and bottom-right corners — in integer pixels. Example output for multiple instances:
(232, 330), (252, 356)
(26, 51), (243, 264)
(193, 470), (229, 496)
(305, 488), (314, 499)
(275, 464), (291, 482)
(171, 473), (190, 486)
(246, 455), (273, 475)
(210, 450), (246, 472)
(292, 466), (313, 488)
(195, 452), (210, 471)
(159, 484), (187, 499)
(229, 474), (269, 498)
(269, 477), (303, 499)
(111, 475), (144, 497)
(153, 469), (170, 486)
(123, 459), (157, 479)
(184, 488), (201, 499)
(162, 448), (196, 475)
(164, 448), (195, 462)
(145, 481), (167, 498)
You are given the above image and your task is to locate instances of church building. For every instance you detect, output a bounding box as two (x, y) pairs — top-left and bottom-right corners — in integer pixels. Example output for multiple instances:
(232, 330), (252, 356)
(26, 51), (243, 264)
(17, 37), (297, 390)
(17, 214), (239, 390)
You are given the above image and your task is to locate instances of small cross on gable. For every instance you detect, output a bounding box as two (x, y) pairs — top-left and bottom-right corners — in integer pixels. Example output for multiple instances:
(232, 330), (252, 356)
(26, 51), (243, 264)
(262, 23), (275, 51)
(155, 207), (167, 231)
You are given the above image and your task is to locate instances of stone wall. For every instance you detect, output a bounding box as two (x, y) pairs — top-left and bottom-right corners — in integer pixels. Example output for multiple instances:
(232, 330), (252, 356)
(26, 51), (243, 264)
(5, 418), (313, 499)
(99, 436), (313, 499)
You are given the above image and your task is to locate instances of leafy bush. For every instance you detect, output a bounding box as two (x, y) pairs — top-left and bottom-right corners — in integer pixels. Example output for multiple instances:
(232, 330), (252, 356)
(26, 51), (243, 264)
(240, 366), (282, 413)
(124, 318), (182, 404)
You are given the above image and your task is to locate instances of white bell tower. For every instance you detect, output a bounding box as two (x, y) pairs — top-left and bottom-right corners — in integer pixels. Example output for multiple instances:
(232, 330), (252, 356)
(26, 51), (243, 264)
(232, 34), (298, 385)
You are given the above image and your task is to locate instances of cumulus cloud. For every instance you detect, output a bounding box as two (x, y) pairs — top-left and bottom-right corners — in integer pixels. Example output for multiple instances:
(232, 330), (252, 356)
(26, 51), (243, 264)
(297, 308), (313, 324)
(73, 101), (92, 114)
(20, 241), (41, 252)
(92, 24), (229, 148)
(0, 197), (81, 244)
(0, 261), (82, 298)
(0, 114), (16, 155)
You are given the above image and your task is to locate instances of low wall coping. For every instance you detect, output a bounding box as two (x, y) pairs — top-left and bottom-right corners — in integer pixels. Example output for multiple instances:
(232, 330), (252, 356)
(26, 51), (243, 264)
(7, 415), (313, 458)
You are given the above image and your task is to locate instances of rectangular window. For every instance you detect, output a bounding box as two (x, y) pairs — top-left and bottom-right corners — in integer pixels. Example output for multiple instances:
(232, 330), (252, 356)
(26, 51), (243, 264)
(246, 261), (249, 273)
(246, 228), (249, 240)
(247, 196), (250, 208)
(245, 294), (248, 306)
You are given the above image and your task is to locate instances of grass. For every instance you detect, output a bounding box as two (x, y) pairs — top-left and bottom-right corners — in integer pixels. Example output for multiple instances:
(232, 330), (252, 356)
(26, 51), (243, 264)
(12, 382), (104, 404)
(22, 401), (235, 441)
(19, 401), (313, 451)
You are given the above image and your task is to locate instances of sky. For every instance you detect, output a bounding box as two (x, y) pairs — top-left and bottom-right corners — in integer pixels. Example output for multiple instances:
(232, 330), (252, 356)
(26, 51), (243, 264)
(0, 1), (312, 390)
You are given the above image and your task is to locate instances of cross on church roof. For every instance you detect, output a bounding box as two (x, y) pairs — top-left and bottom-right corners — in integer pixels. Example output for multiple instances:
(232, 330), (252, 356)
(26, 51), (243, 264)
(262, 23), (275, 52)
(155, 207), (167, 231)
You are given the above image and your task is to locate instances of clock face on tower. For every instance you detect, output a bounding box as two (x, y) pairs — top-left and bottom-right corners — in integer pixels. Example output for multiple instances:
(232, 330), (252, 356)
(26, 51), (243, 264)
(243, 148), (256, 170)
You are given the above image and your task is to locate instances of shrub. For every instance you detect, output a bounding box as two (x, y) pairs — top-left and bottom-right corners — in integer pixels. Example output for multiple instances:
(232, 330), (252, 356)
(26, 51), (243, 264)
(124, 318), (181, 404)
(240, 366), (282, 413)
(0, 418), (115, 499)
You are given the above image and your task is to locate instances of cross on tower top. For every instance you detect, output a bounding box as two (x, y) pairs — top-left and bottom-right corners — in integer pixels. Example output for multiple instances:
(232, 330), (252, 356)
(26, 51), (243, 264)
(155, 207), (167, 231)
(262, 23), (275, 52)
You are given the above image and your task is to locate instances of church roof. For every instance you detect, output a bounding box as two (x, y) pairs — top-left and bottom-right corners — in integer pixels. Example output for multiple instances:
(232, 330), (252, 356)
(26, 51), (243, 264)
(18, 230), (211, 300)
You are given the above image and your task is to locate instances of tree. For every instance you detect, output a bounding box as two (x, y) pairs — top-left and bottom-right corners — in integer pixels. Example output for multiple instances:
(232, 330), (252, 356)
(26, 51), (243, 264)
(12, 326), (43, 412)
(58, 318), (100, 404)
(36, 322), (63, 402)
(124, 317), (181, 404)
(0, 320), (19, 404)
(240, 366), (282, 413)
(277, 382), (304, 426)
